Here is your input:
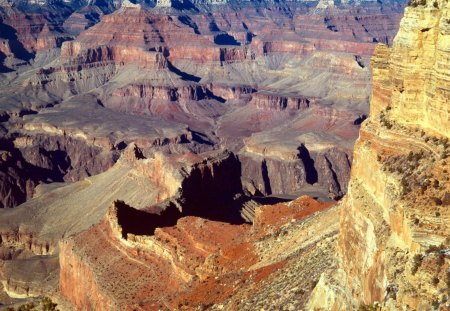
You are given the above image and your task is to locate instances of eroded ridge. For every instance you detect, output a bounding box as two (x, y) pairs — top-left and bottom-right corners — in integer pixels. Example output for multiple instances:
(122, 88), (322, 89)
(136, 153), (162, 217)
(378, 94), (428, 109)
(59, 196), (337, 310)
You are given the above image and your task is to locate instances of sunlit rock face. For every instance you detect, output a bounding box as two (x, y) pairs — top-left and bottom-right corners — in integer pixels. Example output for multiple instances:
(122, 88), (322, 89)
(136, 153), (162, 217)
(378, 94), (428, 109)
(0, 0), (416, 309)
(372, 1), (450, 137)
(308, 0), (450, 309)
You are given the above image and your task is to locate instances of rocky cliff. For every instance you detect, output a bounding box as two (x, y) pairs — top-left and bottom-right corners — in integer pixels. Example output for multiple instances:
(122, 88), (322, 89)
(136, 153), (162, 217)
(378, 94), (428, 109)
(59, 196), (338, 310)
(308, 0), (450, 309)
(0, 0), (422, 308)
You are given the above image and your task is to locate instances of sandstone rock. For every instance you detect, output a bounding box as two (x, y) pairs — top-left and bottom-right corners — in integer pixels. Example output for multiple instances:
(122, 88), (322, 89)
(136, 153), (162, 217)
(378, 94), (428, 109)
(308, 0), (450, 309)
(58, 196), (338, 310)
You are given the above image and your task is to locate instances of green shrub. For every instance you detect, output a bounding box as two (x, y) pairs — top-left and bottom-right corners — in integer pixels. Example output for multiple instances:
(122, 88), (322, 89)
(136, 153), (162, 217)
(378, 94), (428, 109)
(408, 0), (427, 6)
(358, 303), (382, 311)
(426, 244), (445, 253)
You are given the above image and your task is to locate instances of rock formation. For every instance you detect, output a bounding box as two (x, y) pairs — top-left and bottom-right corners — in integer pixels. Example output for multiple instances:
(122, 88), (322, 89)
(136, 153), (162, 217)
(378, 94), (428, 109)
(0, 0), (407, 203)
(308, 0), (450, 309)
(58, 196), (337, 310)
(3, 0), (439, 310)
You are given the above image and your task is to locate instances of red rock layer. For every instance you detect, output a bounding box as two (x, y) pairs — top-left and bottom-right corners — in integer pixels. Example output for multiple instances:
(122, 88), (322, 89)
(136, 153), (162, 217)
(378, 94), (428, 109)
(59, 197), (333, 310)
(1, 9), (70, 53)
(59, 2), (405, 68)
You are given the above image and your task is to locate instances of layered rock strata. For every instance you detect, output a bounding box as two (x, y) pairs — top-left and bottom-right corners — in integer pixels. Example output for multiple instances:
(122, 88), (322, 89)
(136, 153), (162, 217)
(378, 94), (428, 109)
(59, 196), (338, 310)
(308, 0), (450, 309)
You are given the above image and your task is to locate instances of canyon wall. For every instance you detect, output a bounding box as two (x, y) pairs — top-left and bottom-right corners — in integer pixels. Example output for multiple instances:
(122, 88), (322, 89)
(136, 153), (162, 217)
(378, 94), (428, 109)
(0, 0), (408, 202)
(0, 1), (416, 308)
(309, 0), (450, 309)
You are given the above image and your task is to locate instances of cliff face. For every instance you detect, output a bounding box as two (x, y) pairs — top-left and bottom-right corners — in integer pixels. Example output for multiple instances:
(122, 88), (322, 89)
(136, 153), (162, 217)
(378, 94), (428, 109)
(369, 0), (449, 136)
(309, 0), (450, 309)
(0, 133), (117, 208)
(59, 196), (338, 310)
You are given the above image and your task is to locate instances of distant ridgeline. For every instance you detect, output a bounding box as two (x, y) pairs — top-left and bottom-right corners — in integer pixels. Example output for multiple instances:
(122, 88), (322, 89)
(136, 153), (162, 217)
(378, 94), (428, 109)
(2, 0), (406, 12)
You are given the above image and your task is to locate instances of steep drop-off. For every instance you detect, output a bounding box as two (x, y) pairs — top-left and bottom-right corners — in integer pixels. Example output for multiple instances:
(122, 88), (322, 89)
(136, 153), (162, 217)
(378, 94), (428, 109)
(309, 0), (450, 309)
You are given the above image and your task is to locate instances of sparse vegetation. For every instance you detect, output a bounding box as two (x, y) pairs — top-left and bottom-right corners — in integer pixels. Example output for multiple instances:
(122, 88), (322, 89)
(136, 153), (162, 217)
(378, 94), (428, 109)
(411, 253), (423, 275)
(358, 302), (382, 311)
(5, 297), (58, 311)
(446, 270), (450, 290)
(17, 303), (35, 311)
(426, 244), (445, 253)
(408, 0), (427, 7)
(432, 197), (443, 205)
(41, 297), (58, 311)
(379, 111), (393, 129)
(432, 299), (440, 310)
(432, 276), (440, 286)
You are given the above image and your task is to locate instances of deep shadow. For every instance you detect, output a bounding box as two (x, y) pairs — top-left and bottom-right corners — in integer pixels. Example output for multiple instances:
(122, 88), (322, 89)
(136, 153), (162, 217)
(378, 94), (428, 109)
(39, 149), (72, 180)
(115, 141), (128, 150)
(353, 114), (367, 125)
(0, 23), (35, 62)
(261, 160), (272, 195)
(0, 139), (71, 207)
(297, 144), (318, 184)
(171, 0), (199, 12)
(246, 32), (254, 43)
(208, 20), (220, 32)
(178, 16), (200, 34)
(0, 113), (10, 122)
(179, 153), (244, 223)
(113, 153), (247, 237)
(190, 130), (214, 146)
(326, 25), (338, 32)
(166, 60), (201, 82)
(324, 156), (342, 198)
(214, 33), (240, 46)
(354, 55), (365, 68)
(116, 201), (181, 237)
(205, 88), (226, 103)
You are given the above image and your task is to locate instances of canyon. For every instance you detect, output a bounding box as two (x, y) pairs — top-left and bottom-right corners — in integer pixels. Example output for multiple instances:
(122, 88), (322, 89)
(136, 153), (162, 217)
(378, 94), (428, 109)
(0, 0), (407, 208)
(1, 0), (448, 310)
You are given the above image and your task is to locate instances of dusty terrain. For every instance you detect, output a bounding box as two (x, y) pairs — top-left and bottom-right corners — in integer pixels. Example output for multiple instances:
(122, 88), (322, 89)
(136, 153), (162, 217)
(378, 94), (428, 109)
(5, 0), (448, 310)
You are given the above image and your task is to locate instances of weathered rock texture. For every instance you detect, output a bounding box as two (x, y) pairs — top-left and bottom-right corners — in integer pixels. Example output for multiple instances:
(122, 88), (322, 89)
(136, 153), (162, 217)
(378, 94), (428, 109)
(308, 1), (450, 309)
(0, 0), (407, 203)
(59, 197), (338, 310)
(0, 0), (416, 309)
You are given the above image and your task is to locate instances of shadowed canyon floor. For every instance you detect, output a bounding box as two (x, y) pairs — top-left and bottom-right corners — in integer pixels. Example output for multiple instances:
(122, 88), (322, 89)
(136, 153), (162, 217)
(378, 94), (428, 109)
(2, 0), (448, 310)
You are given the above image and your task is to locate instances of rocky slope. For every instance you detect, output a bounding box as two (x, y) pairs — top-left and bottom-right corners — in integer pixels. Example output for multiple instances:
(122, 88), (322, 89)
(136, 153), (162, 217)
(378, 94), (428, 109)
(58, 196), (338, 310)
(308, 0), (450, 309)
(38, 0), (406, 199)
(0, 0), (422, 309)
(0, 147), (245, 302)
